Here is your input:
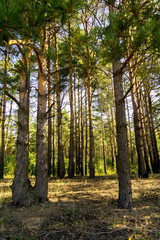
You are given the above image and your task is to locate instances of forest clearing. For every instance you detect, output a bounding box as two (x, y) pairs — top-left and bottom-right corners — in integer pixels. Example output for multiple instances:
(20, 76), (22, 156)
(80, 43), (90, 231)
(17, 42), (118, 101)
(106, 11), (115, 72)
(0, 175), (160, 240)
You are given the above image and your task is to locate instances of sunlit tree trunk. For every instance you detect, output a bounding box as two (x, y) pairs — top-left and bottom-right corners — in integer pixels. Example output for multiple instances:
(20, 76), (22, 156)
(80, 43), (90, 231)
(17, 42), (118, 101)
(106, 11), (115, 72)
(86, 20), (95, 178)
(137, 81), (151, 174)
(80, 84), (84, 176)
(5, 101), (13, 151)
(108, 111), (114, 168)
(85, 84), (88, 176)
(98, 97), (107, 174)
(74, 76), (78, 175)
(126, 97), (134, 164)
(77, 78), (81, 175)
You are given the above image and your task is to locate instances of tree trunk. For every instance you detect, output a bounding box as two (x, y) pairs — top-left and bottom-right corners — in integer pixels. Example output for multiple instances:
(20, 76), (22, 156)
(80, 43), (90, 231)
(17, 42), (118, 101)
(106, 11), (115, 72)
(34, 46), (48, 202)
(148, 93), (160, 173)
(85, 84), (88, 176)
(68, 21), (75, 178)
(47, 26), (52, 177)
(12, 49), (32, 206)
(52, 91), (56, 176)
(126, 97), (134, 164)
(108, 111), (114, 168)
(128, 56), (148, 178)
(112, 60), (132, 209)
(74, 76), (78, 175)
(5, 101), (13, 151)
(0, 48), (7, 179)
(77, 78), (81, 175)
(98, 97), (107, 174)
(108, 1), (132, 205)
(86, 20), (95, 178)
(54, 23), (65, 178)
(80, 84), (84, 176)
(137, 81), (151, 174)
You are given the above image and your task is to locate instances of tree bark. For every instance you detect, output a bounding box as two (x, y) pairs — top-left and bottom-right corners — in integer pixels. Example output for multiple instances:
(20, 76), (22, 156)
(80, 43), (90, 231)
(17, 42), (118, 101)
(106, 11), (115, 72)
(127, 56), (148, 178)
(86, 20), (95, 178)
(68, 21), (75, 178)
(112, 60), (132, 209)
(5, 101), (13, 151)
(80, 84), (84, 176)
(12, 48), (32, 206)
(85, 84), (88, 176)
(34, 45), (48, 202)
(47, 25), (52, 177)
(54, 22), (65, 178)
(52, 91), (56, 176)
(98, 97), (107, 174)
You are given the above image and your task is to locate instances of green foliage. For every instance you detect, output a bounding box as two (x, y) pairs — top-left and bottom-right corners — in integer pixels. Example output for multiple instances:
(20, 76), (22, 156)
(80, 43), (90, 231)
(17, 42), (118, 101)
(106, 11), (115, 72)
(4, 155), (16, 176)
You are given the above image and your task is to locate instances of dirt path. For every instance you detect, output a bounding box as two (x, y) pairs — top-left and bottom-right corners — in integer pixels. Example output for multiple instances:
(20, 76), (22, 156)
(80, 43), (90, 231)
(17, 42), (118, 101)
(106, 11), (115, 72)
(0, 175), (160, 239)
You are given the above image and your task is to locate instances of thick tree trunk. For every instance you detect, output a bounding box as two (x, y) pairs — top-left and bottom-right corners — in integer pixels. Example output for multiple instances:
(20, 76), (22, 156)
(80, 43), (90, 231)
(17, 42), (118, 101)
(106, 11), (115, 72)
(34, 49), (48, 202)
(12, 52), (32, 206)
(112, 60), (132, 209)
(0, 48), (7, 179)
(68, 21), (75, 178)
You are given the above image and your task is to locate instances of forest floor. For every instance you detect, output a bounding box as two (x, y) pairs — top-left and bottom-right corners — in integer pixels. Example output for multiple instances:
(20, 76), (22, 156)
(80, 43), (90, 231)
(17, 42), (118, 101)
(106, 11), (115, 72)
(0, 174), (160, 240)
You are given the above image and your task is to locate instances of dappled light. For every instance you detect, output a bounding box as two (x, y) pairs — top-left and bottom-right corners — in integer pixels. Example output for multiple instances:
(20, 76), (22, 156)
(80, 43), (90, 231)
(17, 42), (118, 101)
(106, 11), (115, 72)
(0, 175), (160, 239)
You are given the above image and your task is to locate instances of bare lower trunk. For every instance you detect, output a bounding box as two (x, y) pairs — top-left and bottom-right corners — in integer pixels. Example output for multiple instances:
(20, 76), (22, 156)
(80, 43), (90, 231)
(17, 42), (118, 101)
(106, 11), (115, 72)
(34, 51), (48, 202)
(112, 60), (132, 209)
(12, 53), (32, 206)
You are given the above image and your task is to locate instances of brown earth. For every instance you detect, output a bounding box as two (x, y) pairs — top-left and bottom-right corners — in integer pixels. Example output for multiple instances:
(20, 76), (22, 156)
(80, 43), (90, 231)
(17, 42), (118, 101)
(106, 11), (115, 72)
(0, 174), (160, 240)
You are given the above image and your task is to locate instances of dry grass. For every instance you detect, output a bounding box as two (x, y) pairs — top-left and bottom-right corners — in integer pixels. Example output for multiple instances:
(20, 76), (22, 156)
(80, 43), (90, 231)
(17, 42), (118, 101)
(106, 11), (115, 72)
(0, 174), (160, 239)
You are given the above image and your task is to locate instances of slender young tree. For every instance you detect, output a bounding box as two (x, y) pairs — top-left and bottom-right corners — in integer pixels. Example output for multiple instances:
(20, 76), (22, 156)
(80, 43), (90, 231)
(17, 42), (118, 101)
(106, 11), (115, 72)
(85, 16), (95, 178)
(47, 24), (52, 177)
(0, 47), (7, 179)
(68, 20), (75, 178)
(54, 21), (65, 179)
